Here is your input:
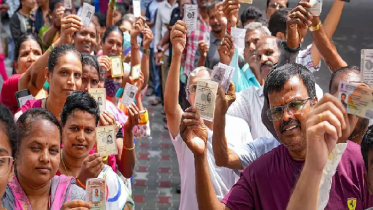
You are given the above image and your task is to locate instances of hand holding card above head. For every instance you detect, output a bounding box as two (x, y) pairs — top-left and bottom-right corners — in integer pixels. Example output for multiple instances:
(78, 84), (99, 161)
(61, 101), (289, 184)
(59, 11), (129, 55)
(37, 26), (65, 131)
(222, 0), (240, 29)
(215, 82), (236, 115)
(171, 21), (187, 55)
(77, 153), (105, 184)
(218, 34), (235, 65)
(131, 17), (146, 38)
(286, 1), (313, 49)
(198, 41), (209, 58)
(216, 2), (227, 34)
(142, 24), (154, 49)
(60, 15), (83, 45)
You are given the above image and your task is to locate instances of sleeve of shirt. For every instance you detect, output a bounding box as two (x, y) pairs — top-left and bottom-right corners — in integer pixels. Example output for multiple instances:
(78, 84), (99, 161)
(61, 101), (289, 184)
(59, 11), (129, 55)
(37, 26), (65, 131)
(154, 6), (162, 53)
(296, 44), (321, 73)
(221, 172), (254, 209)
(227, 91), (251, 125)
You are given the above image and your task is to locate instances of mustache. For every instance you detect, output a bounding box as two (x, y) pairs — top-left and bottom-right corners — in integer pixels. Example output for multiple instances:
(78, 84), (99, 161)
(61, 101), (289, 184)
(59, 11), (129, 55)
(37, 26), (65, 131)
(212, 23), (221, 27)
(261, 61), (274, 69)
(280, 119), (301, 133)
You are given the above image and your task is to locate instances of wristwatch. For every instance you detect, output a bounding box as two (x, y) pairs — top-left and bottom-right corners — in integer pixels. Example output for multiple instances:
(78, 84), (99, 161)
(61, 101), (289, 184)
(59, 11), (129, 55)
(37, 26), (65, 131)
(143, 49), (150, 55)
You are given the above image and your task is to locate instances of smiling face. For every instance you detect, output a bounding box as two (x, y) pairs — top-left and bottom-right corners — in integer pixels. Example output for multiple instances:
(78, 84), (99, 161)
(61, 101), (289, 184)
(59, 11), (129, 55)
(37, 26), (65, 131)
(62, 110), (96, 160)
(16, 119), (60, 186)
(208, 8), (221, 34)
(269, 76), (312, 159)
(74, 22), (98, 54)
(103, 31), (123, 56)
(14, 39), (42, 74)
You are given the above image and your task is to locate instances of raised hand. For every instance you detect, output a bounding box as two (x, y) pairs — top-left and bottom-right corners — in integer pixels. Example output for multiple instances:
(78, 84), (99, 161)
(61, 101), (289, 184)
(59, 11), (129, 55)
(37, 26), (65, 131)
(286, 2), (313, 49)
(97, 55), (111, 75)
(131, 17), (146, 38)
(218, 34), (235, 65)
(180, 107), (208, 155)
(60, 15), (82, 45)
(124, 103), (141, 130)
(222, 0), (240, 29)
(77, 153), (105, 184)
(305, 93), (347, 172)
(198, 41), (209, 57)
(215, 82), (236, 115)
(170, 21), (187, 55)
(60, 200), (91, 210)
(54, 6), (66, 28)
(142, 24), (154, 49)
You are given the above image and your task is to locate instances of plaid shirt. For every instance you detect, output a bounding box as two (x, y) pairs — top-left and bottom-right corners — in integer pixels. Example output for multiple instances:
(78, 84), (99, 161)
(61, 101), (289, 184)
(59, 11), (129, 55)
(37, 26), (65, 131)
(182, 14), (210, 77)
(296, 44), (321, 72)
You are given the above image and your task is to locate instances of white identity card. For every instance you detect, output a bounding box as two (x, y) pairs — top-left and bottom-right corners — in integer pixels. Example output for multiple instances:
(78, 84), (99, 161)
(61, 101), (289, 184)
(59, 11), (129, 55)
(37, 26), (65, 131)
(89, 88), (106, 114)
(338, 81), (373, 119)
(131, 64), (141, 80)
(231, 27), (246, 49)
(121, 83), (138, 106)
(64, 0), (72, 9)
(111, 56), (124, 77)
(80, 3), (95, 27)
(96, 125), (118, 157)
(133, 0), (141, 17)
(194, 79), (219, 122)
(86, 178), (106, 210)
(212, 63), (235, 93)
(308, 0), (322, 16)
(361, 49), (373, 86)
(184, 4), (198, 32)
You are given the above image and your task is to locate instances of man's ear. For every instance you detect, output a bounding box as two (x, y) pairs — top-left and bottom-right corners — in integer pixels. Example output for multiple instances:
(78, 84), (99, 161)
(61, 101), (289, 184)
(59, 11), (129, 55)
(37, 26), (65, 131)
(275, 32), (285, 41)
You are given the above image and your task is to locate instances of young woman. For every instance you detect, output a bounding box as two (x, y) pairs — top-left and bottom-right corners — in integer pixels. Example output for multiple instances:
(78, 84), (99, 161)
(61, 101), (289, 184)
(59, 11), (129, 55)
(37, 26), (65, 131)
(3, 108), (90, 209)
(58, 91), (134, 209)
(9, 0), (37, 41)
(0, 104), (17, 210)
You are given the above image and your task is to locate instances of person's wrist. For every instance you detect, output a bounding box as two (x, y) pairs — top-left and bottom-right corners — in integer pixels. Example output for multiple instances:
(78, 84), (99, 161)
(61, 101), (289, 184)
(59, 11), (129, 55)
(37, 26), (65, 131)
(311, 17), (321, 27)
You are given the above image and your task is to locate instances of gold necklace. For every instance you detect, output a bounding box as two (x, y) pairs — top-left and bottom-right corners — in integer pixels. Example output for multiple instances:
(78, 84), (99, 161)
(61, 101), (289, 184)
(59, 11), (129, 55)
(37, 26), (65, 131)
(60, 149), (71, 176)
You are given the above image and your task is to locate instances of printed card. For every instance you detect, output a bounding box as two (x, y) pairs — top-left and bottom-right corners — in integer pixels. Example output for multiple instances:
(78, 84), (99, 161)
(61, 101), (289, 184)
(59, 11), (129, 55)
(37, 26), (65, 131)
(110, 56), (124, 78)
(131, 64), (141, 80)
(86, 178), (106, 210)
(338, 81), (373, 119)
(241, 0), (253, 4)
(96, 125), (118, 157)
(121, 83), (138, 106)
(80, 3), (95, 27)
(308, 0), (322, 16)
(184, 4), (198, 32)
(88, 88), (106, 114)
(361, 49), (373, 86)
(231, 27), (246, 49)
(64, 0), (72, 9)
(133, 0), (141, 17)
(194, 79), (219, 122)
(212, 63), (235, 93)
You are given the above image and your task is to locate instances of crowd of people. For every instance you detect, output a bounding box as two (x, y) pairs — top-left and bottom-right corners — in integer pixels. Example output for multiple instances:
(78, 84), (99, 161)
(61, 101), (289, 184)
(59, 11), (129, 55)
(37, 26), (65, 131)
(0, 0), (371, 209)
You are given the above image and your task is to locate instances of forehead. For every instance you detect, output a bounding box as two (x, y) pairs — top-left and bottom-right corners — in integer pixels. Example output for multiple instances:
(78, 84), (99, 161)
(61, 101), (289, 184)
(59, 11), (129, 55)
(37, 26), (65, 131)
(257, 37), (278, 52)
(23, 119), (60, 145)
(330, 71), (361, 94)
(268, 76), (309, 107)
(67, 110), (96, 124)
(107, 31), (123, 40)
(208, 7), (216, 15)
(83, 65), (99, 75)
(245, 29), (263, 41)
(20, 39), (41, 50)
(190, 70), (211, 84)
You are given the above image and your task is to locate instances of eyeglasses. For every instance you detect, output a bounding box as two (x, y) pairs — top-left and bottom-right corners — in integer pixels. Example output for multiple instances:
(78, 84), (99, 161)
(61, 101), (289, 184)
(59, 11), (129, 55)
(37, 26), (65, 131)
(266, 97), (312, 121)
(186, 84), (197, 94)
(0, 156), (13, 177)
(268, 2), (287, 9)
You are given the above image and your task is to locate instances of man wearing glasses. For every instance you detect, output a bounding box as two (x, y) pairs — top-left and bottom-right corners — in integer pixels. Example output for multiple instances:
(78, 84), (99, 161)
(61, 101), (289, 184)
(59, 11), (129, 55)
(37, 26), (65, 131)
(266, 0), (288, 19)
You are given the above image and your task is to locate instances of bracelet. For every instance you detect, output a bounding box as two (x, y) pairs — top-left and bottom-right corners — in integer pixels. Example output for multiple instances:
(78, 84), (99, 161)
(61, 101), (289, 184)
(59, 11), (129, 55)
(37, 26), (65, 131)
(123, 143), (135, 151)
(53, 22), (61, 30)
(281, 41), (301, 53)
(48, 43), (55, 53)
(309, 22), (322, 32)
(76, 178), (86, 189)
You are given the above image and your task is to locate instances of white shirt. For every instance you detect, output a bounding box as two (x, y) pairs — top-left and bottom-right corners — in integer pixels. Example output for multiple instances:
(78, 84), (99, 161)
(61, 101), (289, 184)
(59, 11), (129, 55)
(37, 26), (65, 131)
(171, 115), (253, 210)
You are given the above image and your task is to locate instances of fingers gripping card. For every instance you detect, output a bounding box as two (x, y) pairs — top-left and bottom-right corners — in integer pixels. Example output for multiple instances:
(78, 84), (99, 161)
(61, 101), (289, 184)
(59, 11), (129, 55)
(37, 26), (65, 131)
(96, 125), (118, 157)
(80, 3), (95, 27)
(86, 178), (106, 210)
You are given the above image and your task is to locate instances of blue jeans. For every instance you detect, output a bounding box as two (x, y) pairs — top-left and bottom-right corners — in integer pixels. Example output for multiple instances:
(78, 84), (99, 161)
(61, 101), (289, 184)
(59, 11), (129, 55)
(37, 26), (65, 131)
(150, 48), (161, 97)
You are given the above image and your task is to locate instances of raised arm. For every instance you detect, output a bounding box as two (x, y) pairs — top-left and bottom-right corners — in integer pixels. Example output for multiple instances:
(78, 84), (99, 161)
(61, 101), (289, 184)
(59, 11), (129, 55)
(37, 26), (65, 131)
(19, 15), (82, 96)
(42, 6), (65, 47)
(140, 24), (153, 89)
(164, 21), (186, 138)
(106, 0), (115, 27)
(213, 83), (243, 170)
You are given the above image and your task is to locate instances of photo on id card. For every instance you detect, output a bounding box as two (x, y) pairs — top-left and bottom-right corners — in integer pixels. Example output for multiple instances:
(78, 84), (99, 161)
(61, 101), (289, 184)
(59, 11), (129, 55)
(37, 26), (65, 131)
(96, 125), (118, 157)
(122, 83), (138, 106)
(110, 56), (124, 77)
(194, 79), (218, 122)
(86, 178), (106, 210)
(88, 88), (106, 114)
(80, 3), (95, 27)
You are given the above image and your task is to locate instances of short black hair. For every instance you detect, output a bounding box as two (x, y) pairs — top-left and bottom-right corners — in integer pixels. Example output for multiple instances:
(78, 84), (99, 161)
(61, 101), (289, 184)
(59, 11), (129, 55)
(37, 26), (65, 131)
(264, 63), (316, 103)
(328, 66), (360, 92)
(341, 93), (346, 96)
(60, 91), (100, 127)
(206, 1), (218, 15)
(361, 125), (373, 170)
(0, 104), (17, 157)
(14, 35), (41, 61)
(115, 3), (129, 19)
(266, 0), (289, 7)
(241, 6), (265, 26)
(49, 0), (63, 11)
(94, 12), (107, 27)
(268, 8), (291, 36)
(82, 54), (101, 81)
(16, 108), (62, 158)
(102, 25), (123, 44)
(48, 45), (82, 73)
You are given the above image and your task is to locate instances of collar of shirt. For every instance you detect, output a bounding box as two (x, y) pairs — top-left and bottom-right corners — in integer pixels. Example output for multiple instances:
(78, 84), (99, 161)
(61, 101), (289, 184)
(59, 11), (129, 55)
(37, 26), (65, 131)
(210, 32), (221, 44)
(165, 1), (178, 8)
(258, 86), (264, 97)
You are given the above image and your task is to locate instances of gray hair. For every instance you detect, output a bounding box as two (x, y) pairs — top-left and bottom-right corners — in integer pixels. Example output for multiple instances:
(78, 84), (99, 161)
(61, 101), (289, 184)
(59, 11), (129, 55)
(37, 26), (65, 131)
(244, 22), (271, 36)
(185, 67), (211, 99)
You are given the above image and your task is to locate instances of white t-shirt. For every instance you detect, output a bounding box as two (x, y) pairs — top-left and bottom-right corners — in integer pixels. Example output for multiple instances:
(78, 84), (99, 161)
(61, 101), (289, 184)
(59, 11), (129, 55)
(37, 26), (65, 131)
(171, 115), (253, 210)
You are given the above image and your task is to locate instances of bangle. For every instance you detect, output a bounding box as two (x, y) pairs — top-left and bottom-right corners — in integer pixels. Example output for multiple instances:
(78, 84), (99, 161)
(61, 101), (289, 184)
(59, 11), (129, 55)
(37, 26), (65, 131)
(123, 143), (135, 151)
(310, 22), (322, 32)
(48, 43), (55, 53)
(282, 41), (301, 53)
(76, 178), (86, 189)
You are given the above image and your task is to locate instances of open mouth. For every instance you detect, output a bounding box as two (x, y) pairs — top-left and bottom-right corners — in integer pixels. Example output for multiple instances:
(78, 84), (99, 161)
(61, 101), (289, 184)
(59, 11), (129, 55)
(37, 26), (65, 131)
(280, 120), (301, 134)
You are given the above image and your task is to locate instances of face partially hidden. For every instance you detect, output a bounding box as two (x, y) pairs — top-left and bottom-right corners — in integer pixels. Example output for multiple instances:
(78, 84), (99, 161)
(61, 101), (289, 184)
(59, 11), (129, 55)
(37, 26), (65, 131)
(103, 31), (123, 56)
(16, 120), (61, 187)
(62, 110), (96, 160)
(266, 0), (287, 19)
(269, 76), (312, 159)
(74, 22), (97, 54)
(81, 65), (100, 92)
(15, 39), (42, 74)
(254, 37), (280, 81)
(0, 128), (14, 199)
(244, 29), (265, 65)
(187, 70), (211, 106)
(208, 8), (221, 34)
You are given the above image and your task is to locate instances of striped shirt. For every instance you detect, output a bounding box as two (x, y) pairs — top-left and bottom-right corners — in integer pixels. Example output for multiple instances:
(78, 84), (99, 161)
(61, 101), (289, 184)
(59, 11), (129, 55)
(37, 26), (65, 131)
(296, 44), (321, 72)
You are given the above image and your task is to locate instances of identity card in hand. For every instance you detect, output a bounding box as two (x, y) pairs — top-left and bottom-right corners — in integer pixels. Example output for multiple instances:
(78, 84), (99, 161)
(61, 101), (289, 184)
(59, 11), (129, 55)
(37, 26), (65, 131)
(211, 63), (235, 93)
(361, 49), (373, 86)
(88, 88), (106, 114)
(96, 125), (118, 157)
(133, 0), (141, 17)
(122, 83), (138, 107)
(64, 0), (72, 9)
(80, 3), (95, 27)
(194, 79), (219, 122)
(110, 56), (124, 78)
(231, 27), (246, 49)
(86, 178), (106, 210)
(338, 81), (373, 119)
(308, 0), (322, 16)
(184, 4), (198, 32)
(131, 64), (141, 80)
